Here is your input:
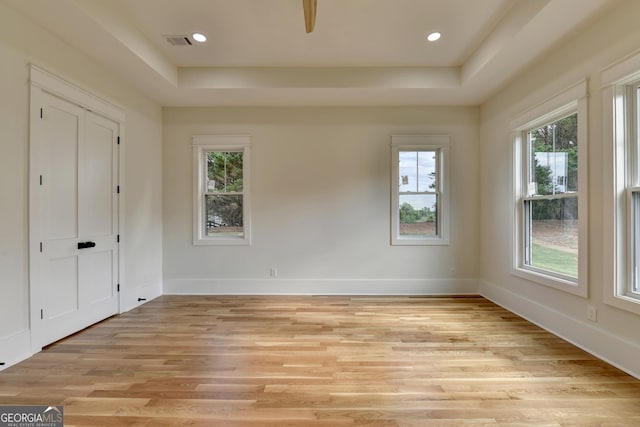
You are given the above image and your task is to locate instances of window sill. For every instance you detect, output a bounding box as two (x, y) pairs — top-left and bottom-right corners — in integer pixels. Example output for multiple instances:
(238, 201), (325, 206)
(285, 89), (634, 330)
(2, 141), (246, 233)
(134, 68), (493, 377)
(512, 266), (586, 297)
(392, 237), (450, 246)
(604, 292), (640, 316)
(193, 237), (251, 246)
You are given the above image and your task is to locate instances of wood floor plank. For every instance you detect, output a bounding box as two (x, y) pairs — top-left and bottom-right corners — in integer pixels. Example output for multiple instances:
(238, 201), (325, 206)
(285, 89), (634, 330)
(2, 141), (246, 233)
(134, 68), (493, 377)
(0, 295), (639, 426)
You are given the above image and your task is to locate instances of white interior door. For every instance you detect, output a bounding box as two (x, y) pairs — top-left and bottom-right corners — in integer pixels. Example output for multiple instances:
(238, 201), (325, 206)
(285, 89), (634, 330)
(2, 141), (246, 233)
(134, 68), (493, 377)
(34, 91), (119, 348)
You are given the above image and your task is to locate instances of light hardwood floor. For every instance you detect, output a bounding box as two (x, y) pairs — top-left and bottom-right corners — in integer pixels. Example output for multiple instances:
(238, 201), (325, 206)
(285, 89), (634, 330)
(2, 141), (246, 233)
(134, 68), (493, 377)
(1, 295), (639, 426)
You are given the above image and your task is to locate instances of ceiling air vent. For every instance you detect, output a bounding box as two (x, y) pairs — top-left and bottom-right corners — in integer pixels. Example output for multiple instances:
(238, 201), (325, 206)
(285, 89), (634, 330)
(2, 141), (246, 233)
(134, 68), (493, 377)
(164, 35), (193, 46)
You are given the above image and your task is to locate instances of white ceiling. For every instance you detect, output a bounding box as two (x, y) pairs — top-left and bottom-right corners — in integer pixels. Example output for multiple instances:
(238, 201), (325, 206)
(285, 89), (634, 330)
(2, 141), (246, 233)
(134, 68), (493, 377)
(5, 0), (616, 107)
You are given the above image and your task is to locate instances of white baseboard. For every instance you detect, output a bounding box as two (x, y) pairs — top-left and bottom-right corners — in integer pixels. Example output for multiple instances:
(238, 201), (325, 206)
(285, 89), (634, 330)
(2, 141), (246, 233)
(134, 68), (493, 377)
(0, 330), (32, 371)
(480, 280), (640, 380)
(120, 280), (163, 313)
(163, 278), (479, 296)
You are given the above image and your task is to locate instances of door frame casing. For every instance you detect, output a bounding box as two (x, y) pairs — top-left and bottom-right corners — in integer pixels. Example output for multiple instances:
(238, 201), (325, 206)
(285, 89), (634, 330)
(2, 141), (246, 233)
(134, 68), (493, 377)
(28, 65), (126, 353)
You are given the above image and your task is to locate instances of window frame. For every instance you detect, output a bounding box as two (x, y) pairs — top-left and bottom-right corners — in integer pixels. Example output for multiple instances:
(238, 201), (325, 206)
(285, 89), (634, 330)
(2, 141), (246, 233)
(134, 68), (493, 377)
(391, 135), (450, 246)
(602, 51), (640, 314)
(511, 81), (588, 297)
(192, 135), (251, 246)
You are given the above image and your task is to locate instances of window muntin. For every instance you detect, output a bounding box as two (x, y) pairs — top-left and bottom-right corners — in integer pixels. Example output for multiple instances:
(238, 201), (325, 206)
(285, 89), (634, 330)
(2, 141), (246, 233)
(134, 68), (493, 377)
(192, 135), (251, 245)
(391, 135), (449, 246)
(522, 113), (579, 280)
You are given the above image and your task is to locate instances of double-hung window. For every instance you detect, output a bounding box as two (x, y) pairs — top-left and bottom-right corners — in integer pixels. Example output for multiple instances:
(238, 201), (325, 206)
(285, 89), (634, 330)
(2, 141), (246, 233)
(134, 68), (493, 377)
(627, 80), (640, 301)
(603, 52), (640, 313)
(391, 135), (449, 245)
(512, 82), (588, 296)
(192, 135), (251, 245)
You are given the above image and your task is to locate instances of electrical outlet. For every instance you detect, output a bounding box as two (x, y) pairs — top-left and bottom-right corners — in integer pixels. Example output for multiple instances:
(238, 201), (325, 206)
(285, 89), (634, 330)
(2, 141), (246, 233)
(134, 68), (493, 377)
(587, 305), (597, 322)
(270, 267), (278, 278)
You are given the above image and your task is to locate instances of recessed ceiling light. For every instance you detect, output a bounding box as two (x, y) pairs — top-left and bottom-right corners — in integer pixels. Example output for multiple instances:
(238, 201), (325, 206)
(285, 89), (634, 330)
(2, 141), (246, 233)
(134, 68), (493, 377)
(192, 33), (207, 43)
(426, 32), (441, 42)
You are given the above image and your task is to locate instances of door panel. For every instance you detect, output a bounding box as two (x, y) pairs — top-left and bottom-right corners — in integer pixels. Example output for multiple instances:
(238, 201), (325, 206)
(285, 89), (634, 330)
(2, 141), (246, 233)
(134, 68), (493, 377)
(44, 98), (80, 240)
(79, 250), (113, 305)
(81, 114), (117, 237)
(45, 256), (78, 318)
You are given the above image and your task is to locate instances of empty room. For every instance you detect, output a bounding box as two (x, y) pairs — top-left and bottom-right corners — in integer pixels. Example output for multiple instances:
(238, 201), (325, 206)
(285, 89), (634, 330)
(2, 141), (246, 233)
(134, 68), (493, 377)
(1, 0), (640, 425)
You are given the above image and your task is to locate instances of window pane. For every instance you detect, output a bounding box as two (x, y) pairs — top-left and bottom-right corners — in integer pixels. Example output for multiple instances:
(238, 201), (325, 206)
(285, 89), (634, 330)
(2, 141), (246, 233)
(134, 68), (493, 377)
(526, 197), (578, 277)
(399, 194), (437, 237)
(528, 114), (578, 195)
(632, 191), (640, 294)
(205, 194), (243, 237)
(399, 151), (436, 193)
(635, 85), (640, 188)
(399, 151), (418, 192)
(207, 151), (243, 193)
(418, 151), (437, 192)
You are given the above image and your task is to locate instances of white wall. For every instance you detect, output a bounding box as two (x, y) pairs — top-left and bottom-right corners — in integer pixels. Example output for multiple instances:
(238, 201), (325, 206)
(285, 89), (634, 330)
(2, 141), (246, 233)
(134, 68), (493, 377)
(163, 107), (479, 294)
(0, 2), (163, 367)
(479, 0), (640, 378)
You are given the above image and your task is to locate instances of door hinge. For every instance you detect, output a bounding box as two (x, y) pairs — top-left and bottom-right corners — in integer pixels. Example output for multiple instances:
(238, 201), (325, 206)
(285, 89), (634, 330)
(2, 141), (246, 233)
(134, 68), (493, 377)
(40, 309), (43, 320)
(117, 284), (120, 292)
(39, 242), (43, 253)
(40, 108), (43, 119)
(117, 185), (120, 194)
(117, 136), (120, 145)
(39, 175), (43, 186)
(117, 235), (120, 243)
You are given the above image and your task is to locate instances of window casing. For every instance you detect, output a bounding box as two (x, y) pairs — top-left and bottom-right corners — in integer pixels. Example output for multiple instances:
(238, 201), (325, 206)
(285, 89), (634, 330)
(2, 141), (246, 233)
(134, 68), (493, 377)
(391, 135), (449, 245)
(512, 81), (588, 296)
(603, 51), (640, 313)
(192, 135), (251, 245)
